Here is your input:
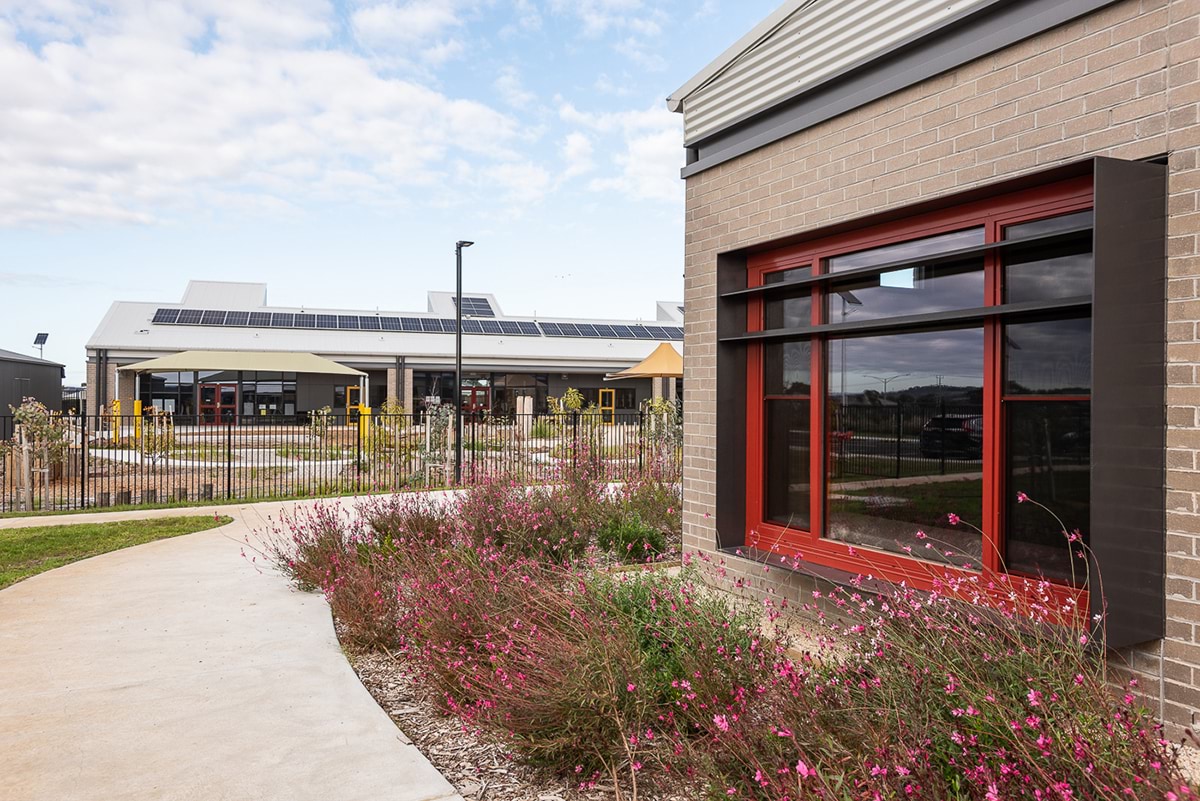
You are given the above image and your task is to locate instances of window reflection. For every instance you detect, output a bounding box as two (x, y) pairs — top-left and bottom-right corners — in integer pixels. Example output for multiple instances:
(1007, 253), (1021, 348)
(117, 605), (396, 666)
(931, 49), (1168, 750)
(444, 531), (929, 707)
(826, 329), (984, 565)
(764, 341), (811, 394)
(827, 258), (983, 322)
(1005, 318), (1091, 395)
(1005, 401), (1090, 582)
(828, 227), (984, 273)
(765, 399), (810, 530)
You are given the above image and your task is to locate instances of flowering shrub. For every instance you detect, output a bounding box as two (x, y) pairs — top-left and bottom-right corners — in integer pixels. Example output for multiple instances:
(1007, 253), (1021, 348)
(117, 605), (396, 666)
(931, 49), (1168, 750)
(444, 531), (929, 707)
(261, 487), (1193, 801)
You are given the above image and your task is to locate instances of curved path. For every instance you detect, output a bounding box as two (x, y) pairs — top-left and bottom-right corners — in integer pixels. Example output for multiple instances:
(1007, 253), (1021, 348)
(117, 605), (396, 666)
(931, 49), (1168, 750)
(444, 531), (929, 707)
(0, 499), (462, 801)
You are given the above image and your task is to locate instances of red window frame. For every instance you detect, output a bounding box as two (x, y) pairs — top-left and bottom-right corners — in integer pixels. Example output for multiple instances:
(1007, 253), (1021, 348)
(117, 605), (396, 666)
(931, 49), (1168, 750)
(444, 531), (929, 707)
(743, 176), (1094, 603)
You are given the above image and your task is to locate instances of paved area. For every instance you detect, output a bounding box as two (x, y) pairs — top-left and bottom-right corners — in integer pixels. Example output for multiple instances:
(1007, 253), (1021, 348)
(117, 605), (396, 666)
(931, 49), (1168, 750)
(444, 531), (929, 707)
(0, 498), (463, 801)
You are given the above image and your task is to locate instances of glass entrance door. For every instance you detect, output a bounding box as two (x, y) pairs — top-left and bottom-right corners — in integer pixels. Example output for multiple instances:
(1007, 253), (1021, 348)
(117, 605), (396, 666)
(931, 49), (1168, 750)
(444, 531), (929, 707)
(599, 388), (616, 424)
(461, 386), (490, 414)
(199, 383), (238, 425)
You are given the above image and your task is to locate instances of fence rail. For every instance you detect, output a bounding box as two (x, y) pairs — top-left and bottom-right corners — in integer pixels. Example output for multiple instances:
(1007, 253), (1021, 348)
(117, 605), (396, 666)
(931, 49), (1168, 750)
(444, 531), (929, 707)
(0, 411), (681, 513)
(831, 403), (984, 481)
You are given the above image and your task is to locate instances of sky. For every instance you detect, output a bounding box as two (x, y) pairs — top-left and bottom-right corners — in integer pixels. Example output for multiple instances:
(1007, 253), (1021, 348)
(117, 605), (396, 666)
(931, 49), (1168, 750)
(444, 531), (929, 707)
(0, 0), (783, 384)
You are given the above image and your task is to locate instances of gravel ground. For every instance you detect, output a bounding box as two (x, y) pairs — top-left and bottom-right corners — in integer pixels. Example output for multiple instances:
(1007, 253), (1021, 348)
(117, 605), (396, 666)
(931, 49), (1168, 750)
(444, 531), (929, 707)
(344, 641), (651, 801)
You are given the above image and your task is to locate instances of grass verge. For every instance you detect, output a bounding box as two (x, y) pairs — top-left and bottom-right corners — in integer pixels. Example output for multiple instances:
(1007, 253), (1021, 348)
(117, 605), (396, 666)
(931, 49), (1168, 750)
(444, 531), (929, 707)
(0, 515), (232, 590)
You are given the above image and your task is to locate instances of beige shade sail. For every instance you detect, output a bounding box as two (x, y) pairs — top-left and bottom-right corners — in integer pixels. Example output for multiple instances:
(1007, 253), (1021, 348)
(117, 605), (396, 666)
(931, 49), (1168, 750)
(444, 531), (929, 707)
(605, 343), (683, 380)
(118, 350), (365, 376)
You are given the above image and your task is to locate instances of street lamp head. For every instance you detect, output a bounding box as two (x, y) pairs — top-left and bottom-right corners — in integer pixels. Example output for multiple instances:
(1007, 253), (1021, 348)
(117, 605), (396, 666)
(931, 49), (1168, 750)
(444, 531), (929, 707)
(456, 240), (474, 249)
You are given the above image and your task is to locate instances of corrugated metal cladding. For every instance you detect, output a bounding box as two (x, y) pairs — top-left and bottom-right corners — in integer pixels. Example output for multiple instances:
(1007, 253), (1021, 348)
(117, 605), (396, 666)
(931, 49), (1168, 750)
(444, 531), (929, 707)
(681, 0), (991, 144)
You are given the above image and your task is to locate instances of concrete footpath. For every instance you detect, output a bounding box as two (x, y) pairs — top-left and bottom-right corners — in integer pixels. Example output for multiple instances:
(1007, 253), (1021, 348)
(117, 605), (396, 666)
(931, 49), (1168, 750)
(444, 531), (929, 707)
(0, 498), (463, 801)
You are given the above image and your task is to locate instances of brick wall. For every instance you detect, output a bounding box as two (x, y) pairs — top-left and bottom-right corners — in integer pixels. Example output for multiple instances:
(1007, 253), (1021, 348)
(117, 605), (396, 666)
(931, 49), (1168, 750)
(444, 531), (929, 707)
(683, 0), (1200, 732)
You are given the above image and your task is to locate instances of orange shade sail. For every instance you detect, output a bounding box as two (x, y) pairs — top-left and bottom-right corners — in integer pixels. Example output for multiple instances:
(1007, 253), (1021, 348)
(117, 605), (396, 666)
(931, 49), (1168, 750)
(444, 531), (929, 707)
(604, 343), (683, 380)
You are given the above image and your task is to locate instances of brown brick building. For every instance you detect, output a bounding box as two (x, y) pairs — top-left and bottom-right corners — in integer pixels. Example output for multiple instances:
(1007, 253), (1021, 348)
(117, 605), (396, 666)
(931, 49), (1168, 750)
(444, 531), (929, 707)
(671, 0), (1200, 732)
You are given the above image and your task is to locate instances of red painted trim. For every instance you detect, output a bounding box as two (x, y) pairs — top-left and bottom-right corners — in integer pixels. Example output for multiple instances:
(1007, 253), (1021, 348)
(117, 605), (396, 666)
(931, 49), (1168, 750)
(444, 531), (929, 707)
(741, 175), (1096, 616)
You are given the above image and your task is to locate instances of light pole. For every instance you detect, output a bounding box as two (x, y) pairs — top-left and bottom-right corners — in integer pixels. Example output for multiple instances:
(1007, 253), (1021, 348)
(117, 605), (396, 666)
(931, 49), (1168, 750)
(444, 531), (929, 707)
(454, 239), (474, 485)
(865, 373), (910, 397)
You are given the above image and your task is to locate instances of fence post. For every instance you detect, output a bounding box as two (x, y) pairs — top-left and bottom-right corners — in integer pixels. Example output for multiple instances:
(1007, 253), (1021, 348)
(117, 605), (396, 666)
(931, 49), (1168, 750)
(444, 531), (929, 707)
(226, 423), (233, 500)
(638, 410), (644, 475)
(895, 403), (903, 480)
(470, 413), (476, 484)
(355, 411), (362, 493)
(572, 412), (579, 471)
(80, 414), (88, 510)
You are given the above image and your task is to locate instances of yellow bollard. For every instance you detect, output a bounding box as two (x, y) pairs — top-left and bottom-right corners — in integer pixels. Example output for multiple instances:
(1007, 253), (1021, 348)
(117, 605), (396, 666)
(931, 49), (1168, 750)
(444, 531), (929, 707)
(111, 399), (121, 444)
(359, 406), (372, 452)
(133, 400), (143, 444)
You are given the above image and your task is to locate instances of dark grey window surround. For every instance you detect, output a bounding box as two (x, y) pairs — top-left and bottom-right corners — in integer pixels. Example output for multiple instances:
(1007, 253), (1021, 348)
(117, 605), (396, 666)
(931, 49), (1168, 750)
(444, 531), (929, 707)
(714, 157), (1165, 649)
(681, 0), (1123, 178)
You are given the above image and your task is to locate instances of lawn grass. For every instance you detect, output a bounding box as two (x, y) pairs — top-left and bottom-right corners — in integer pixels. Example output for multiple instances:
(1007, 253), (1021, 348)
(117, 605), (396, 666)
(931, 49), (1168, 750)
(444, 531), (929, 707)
(0, 515), (232, 590)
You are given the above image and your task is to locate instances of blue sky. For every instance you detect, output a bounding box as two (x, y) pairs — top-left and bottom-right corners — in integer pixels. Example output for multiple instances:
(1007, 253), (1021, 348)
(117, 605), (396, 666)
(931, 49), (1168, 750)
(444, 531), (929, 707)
(0, 0), (781, 384)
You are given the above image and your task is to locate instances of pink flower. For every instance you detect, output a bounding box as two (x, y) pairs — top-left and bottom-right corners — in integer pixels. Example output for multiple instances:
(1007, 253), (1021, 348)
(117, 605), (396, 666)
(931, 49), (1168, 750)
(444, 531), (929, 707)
(713, 714), (730, 732)
(626, 683), (636, 692)
(947, 513), (960, 526)
(796, 760), (816, 778)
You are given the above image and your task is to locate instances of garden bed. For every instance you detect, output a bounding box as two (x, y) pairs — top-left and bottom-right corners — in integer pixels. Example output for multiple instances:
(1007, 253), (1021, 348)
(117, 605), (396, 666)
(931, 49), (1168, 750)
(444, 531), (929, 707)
(256, 466), (1196, 801)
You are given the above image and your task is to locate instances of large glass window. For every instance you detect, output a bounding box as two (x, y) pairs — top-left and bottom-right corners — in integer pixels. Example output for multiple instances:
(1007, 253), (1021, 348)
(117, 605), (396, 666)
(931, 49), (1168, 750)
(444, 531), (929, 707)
(744, 186), (1094, 587)
(826, 329), (984, 566)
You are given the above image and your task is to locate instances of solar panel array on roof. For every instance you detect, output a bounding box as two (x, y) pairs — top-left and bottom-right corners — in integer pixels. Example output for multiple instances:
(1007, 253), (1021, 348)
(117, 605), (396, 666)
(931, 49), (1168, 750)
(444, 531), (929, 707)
(453, 297), (495, 317)
(149, 308), (682, 340)
(539, 321), (683, 341)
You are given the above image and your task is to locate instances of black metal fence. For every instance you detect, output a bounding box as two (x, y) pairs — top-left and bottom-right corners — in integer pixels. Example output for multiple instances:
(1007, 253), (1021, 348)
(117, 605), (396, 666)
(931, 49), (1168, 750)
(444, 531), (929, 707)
(0, 411), (682, 513)
(830, 403), (984, 481)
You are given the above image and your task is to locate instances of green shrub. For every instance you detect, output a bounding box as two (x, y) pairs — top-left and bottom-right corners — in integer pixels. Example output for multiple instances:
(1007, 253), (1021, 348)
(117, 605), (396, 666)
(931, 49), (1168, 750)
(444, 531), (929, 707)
(597, 514), (666, 563)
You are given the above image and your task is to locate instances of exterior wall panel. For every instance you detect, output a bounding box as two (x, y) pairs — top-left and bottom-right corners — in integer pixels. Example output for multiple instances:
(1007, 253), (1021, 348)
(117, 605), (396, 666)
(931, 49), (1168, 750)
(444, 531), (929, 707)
(682, 0), (1199, 732)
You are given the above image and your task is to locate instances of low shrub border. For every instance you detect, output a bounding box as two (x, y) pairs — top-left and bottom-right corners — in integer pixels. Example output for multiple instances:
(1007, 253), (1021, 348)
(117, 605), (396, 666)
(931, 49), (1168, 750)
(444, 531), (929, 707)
(257, 474), (1195, 801)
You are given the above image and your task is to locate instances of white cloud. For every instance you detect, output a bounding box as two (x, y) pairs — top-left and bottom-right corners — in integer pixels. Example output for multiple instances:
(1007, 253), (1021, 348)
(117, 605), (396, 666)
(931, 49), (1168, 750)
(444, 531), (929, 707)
(0, 2), (557, 226)
(351, 1), (462, 48)
(561, 132), (594, 179)
(558, 102), (683, 204)
(481, 161), (551, 205)
(494, 65), (535, 109)
(589, 127), (682, 203)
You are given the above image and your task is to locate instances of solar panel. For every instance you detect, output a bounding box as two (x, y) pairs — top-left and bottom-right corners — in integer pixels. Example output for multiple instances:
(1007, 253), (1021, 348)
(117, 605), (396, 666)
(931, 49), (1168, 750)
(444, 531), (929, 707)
(678, 306), (685, 315)
(380, 317), (402, 331)
(271, 313), (295, 328)
(454, 297), (495, 317)
(439, 319), (458, 332)
(610, 325), (635, 338)
(593, 324), (616, 338)
(201, 310), (227, 325)
(539, 322), (562, 336)
(517, 322), (541, 336)
(401, 317), (423, 332)
(293, 314), (315, 328)
(338, 315), (360, 329)
(574, 323), (599, 337)
(152, 308), (180, 324)
(248, 312), (272, 327)
(462, 319), (483, 333)
(225, 311), (250, 326)
(359, 316), (381, 330)
(315, 314), (338, 329)
(644, 326), (667, 339)
(177, 309), (203, 325)
(668, 327), (683, 340)
(498, 320), (522, 335)
(631, 327), (656, 339)
(420, 318), (441, 332)
(481, 320), (503, 334)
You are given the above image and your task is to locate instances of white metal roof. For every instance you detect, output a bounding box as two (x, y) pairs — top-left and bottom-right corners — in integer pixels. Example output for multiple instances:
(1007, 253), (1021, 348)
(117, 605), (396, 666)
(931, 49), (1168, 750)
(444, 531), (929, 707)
(87, 283), (685, 372)
(669, 0), (992, 144)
